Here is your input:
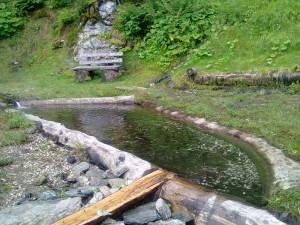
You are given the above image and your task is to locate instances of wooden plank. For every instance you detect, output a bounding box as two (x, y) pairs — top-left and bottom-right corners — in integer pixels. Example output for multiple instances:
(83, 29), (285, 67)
(73, 65), (120, 71)
(53, 170), (174, 225)
(78, 52), (123, 58)
(79, 58), (123, 66)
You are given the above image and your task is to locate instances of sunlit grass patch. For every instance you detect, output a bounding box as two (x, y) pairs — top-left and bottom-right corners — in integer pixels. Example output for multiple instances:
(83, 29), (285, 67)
(269, 187), (300, 221)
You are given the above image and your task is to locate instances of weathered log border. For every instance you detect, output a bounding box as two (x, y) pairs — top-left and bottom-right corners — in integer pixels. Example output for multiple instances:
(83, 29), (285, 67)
(25, 112), (151, 182)
(192, 71), (300, 86)
(20, 96), (135, 106)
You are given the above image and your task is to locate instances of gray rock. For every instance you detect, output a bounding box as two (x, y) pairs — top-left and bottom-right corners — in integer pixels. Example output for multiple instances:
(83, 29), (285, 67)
(109, 222), (125, 225)
(72, 162), (90, 175)
(25, 127), (37, 134)
(156, 198), (171, 220)
(102, 218), (116, 225)
(148, 219), (185, 225)
(0, 197), (82, 225)
(86, 166), (104, 177)
(85, 166), (105, 186)
(0, 102), (7, 107)
(65, 186), (97, 198)
(34, 174), (47, 186)
(109, 188), (120, 194)
(88, 192), (103, 205)
(123, 202), (161, 224)
(67, 156), (77, 164)
(102, 70), (120, 82)
(64, 189), (81, 198)
(37, 190), (58, 200)
(77, 176), (90, 187)
(66, 173), (78, 182)
(171, 211), (193, 223)
(82, 20), (110, 37)
(100, 186), (111, 198)
(107, 178), (126, 189)
(99, 1), (116, 25)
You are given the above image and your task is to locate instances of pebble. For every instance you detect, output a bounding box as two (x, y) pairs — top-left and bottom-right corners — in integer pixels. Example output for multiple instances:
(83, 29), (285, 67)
(67, 156), (77, 164)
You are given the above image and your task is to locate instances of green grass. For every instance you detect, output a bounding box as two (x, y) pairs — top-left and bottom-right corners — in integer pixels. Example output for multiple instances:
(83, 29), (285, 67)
(269, 187), (300, 221)
(0, 152), (14, 167)
(0, 111), (31, 147)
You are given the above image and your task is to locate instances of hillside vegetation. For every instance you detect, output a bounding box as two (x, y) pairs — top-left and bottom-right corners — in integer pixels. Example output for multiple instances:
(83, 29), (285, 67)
(0, 0), (300, 220)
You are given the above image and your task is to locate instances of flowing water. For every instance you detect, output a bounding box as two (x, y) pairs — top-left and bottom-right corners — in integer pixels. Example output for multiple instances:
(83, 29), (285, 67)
(23, 104), (270, 204)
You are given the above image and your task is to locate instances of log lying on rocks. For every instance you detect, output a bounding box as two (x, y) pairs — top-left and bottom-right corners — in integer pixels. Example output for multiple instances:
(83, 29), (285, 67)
(53, 170), (175, 225)
(195, 71), (300, 86)
(25, 113), (151, 181)
(160, 178), (286, 225)
(20, 96), (135, 107)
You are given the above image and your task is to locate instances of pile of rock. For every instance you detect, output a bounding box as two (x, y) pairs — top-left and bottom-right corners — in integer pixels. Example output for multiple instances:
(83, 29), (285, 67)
(17, 160), (130, 206)
(98, 198), (193, 225)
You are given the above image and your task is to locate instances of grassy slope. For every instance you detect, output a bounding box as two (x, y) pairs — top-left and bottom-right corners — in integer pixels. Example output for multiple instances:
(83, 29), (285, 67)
(0, 2), (300, 219)
(171, 0), (300, 77)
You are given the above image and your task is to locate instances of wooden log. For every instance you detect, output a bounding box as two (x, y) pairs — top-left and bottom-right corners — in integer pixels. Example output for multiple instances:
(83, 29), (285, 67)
(159, 178), (286, 225)
(53, 170), (175, 225)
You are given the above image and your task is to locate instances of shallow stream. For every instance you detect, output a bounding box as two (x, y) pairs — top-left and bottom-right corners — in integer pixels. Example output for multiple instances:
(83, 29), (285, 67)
(23, 104), (270, 204)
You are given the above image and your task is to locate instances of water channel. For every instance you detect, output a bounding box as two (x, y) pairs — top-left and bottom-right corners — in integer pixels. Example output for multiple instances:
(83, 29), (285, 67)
(22, 104), (270, 205)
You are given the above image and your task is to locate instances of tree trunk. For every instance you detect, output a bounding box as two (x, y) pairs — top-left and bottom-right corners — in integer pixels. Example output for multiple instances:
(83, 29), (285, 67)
(159, 178), (286, 225)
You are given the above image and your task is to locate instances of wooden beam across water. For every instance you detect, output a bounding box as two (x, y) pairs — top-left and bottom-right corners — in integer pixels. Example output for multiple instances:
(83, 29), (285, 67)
(53, 169), (175, 225)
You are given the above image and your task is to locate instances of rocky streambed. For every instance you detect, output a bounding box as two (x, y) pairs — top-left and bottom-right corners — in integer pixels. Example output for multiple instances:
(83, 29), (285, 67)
(0, 129), (136, 224)
(0, 114), (194, 225)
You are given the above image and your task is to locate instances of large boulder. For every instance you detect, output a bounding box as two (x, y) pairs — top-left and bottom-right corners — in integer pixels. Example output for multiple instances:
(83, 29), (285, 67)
(0, 197), (81, 225)
(99, 1), (116, 25)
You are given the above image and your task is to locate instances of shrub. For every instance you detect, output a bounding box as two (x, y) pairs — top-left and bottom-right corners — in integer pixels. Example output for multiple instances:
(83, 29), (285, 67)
(52, 8), (78, 32)
(116, 0), (215, 66)
(15, 0), (46, 12)
(48, 0), (73, 9)
(0, 2), (24, 38)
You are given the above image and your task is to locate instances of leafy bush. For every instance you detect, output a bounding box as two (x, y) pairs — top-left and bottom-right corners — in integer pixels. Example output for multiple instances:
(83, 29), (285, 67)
(15, 0), (46, 12)
(48, 0), (73, 8)
(52, 8), (78, 32)
(116, 0), (215, 66)
(0, 2), (24, 38)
